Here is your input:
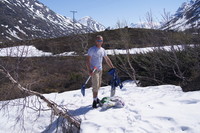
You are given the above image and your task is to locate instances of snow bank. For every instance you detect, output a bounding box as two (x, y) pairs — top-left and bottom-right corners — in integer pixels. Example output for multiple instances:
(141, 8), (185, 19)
(0, 45), (52, 57)
(0, 81), (200, 133)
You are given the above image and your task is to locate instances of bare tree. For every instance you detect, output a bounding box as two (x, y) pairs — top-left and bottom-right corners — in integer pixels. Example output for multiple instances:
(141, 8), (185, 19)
(145, 9), (156, 29)
(113, 21), (140, 86)
(0, 46), (81, 132)
(115, 20), (129, 29)
(160, 8), (172, 30)
(161, 8), (172, 25)
(67, 22), (92, 55)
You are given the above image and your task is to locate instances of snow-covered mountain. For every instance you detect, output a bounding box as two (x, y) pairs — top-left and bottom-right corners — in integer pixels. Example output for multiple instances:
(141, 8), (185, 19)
(0, 0), (105, 43)
(78, 16), (106, 32)
(130, 0), (199, 31)
(161, 0), (200, 31)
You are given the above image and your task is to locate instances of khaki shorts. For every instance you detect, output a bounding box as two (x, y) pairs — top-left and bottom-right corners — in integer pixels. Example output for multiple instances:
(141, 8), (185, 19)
(92, 70), (102, 93)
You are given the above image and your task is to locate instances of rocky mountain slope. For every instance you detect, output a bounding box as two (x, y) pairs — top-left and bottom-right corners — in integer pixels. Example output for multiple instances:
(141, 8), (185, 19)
(161, 0), (200, 31)
(0, 0), (105, 43)
(78, 16), (106, 32)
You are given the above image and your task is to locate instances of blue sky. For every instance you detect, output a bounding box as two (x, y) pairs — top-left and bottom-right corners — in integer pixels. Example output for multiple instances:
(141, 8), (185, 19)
(38, 0), (187, 27)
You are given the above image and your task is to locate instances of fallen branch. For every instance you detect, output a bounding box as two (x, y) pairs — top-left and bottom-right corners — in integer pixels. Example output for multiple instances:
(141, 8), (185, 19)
(0, 66), (81, 130)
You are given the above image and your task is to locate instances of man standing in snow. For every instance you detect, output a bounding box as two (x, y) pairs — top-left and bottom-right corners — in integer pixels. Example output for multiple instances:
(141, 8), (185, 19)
(86, 35), (114, 108)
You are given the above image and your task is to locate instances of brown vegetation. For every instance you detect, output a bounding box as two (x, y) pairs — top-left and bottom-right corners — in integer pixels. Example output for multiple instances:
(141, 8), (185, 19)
(0, 28), (199, 101)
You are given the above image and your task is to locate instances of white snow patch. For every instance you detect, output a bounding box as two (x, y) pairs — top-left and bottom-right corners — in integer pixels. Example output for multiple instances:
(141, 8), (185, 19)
(35, 9), (45, 19)
(14, 26), (27, 35)
(105, 45), (192, 55)
(1, 24), (9, 28)
(35, 2), (44, 8)
(6, 29), (22, 40)
(18, 20), (22, 24)
(5, 36), (12, 40)
(56, 51), (77, 56)
(0, 45), (52, 57)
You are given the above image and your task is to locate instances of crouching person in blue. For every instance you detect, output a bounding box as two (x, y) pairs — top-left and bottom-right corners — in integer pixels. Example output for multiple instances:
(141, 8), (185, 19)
(86, 35), (115, 108)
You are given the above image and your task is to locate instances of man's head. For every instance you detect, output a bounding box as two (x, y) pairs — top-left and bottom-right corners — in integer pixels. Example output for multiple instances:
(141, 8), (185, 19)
(95, 35), (103, 48)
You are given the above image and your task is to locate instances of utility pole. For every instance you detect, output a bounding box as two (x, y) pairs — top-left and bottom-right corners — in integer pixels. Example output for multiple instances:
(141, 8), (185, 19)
(70, 11), (77, 33)
(70, 11), (77, 22)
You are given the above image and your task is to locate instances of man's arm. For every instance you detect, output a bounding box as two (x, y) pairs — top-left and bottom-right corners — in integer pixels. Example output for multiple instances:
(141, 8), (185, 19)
(104, 56), (114, 68)
(86, 56), (92, 74)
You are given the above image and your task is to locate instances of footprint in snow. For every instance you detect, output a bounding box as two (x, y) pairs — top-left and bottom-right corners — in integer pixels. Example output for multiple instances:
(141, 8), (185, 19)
(180, 126), (191, 131)
(179, 99), (200, 104)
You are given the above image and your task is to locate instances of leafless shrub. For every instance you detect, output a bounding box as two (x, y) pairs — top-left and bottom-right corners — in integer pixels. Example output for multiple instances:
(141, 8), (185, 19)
(112, 18), (199, 88)
(145, 9), (156, 29)
(113, 22), (140, 86)
(161, 8), (172, 26)
(0, 46), (81, 132)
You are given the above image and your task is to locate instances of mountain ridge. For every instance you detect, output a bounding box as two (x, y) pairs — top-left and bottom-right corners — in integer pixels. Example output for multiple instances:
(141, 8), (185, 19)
(78, 16), (106, 32)
(161, 0), (200, 31)
(0, 0), (105, 43)
(130, 0), (199, 31)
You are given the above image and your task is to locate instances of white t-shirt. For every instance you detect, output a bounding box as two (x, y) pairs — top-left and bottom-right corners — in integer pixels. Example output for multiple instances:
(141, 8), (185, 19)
(87, 46), (107, 70)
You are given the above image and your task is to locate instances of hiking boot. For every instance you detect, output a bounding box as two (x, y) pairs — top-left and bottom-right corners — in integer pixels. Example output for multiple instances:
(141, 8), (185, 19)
(92, 100), (97, 108)
(92, 98), (101, 108)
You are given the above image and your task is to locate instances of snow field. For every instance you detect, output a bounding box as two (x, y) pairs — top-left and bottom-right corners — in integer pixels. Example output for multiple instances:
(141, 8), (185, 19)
(0, 81), (200, 133)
